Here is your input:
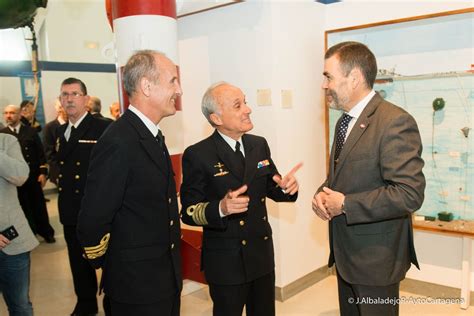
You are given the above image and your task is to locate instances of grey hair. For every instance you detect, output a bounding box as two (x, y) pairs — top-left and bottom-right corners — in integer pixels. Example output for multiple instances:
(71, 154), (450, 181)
(201, 81), (230, 127)
(122, 50), (164, 97)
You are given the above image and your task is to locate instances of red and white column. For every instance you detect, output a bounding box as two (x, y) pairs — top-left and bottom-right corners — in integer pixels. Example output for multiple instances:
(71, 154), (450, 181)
(106, 0), (183, 192)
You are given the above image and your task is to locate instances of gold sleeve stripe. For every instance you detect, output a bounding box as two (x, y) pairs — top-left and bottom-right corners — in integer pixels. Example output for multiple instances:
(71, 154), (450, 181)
(186, 202), (209, 225)
(84, 233), (110, 259)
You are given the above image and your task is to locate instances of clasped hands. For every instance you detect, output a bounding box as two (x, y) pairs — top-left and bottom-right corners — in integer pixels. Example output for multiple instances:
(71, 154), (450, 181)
(220, 162), (303, 216)
(312, 187), (345, 221)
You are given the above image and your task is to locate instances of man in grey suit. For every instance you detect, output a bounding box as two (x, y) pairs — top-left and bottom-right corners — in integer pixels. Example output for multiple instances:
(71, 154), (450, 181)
(0, 133), (39, 316)
(312, 41), (425, 316)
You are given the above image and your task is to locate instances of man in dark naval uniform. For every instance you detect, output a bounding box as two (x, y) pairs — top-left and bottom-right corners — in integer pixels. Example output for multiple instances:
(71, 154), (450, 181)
(53, 78), (111, 316)
(180, 82), (302, 316)
(77, 50), (183, 316)
(1, 104), (55, 243)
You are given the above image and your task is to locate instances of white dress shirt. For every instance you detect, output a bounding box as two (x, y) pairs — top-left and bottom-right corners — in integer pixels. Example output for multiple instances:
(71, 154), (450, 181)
(345, 90), (376, 141)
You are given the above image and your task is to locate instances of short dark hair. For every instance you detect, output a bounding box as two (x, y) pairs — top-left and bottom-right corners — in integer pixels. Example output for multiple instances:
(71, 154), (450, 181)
(123, 50), (161, 97)
(61, 77), (88, 95)
(325, 41), (377, 89)
(19, 100), (33, 109)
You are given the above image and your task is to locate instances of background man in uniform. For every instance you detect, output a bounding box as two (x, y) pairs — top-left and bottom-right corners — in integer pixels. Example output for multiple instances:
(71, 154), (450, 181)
(312, 41), (425, 316)
(78, 50), (183, 316)
(53, 78), (111, 316)
(1, 104), (55, 243)
(180, 82), (301, 316)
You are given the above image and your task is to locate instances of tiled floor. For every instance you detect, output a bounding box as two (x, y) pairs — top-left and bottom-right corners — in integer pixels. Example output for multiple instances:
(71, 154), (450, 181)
(1, 193), (472, 315)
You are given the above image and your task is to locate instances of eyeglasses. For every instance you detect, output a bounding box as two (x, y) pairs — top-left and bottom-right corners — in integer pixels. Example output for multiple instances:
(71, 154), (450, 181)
(59, 92), (84, 99)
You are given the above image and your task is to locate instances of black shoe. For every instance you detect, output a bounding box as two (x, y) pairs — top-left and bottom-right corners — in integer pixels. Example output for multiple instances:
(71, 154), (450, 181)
(44, 235), (56, 243)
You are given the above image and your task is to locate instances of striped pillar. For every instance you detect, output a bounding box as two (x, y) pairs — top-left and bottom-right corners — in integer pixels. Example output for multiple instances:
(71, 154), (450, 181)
(107, 0), (183, 192)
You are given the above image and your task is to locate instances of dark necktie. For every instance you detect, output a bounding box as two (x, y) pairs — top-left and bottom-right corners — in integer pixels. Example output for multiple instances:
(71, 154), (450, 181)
(235, 141), (245, 176)
(156, 130), (170, 175)
(69, 126), (77, 141)
(334, 113), (353, 162)
(156, 130), (164, 149)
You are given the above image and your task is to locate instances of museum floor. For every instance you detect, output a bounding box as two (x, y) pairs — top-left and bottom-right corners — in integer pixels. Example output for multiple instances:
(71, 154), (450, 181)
(0, 193), (472, 316)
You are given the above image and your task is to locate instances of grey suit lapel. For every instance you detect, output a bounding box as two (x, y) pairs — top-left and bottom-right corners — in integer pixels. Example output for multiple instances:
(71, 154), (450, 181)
(332, 93), (382, 180)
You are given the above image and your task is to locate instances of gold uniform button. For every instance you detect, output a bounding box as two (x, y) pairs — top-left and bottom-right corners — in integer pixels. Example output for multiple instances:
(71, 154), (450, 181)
(58, 187), (62, 192)
(171, 243), (175, 249)
(75, 190), (79, 194)
(60, 161), (64, 165)
(264, 236), (269, 240)
(168, 198), (172, 204)
(170, 220), (174, 226)
(239, 220), (245, 226)
(263, 216), (267, 221)
(75, 175), (80, 180)
(241, 240), (247, 246)
(25, 147), (28, 150)
(76, 161), (81, 166)
(261, 198), (265, 203)
(59, 174), (63, 178)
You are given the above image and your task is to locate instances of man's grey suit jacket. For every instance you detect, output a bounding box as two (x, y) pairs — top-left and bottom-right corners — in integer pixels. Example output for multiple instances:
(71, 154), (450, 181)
(321, 93), (425, 286)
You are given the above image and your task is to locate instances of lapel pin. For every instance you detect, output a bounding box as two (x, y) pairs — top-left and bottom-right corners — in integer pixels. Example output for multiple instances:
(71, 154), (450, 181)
(360, 124), (366, 129)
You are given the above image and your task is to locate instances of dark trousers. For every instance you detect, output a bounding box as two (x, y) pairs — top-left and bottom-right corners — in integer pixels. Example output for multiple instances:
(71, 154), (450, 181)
(337, 272), (400, 316)
(63, 225), (98, 314)
(209, 271), (275, 316)
(17, 177), (54, 239)
(109, 294), (180, 316)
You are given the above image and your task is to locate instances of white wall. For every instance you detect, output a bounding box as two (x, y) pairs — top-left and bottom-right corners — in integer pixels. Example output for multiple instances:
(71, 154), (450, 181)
(40, 0), (114, 63)
(325, 0), (474, 289)
(0, 78), (23, 125)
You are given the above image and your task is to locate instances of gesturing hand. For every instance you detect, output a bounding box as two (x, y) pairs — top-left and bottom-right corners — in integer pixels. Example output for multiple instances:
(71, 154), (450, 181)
(220, 185), (249, 216)
(272, 162), (303, 196)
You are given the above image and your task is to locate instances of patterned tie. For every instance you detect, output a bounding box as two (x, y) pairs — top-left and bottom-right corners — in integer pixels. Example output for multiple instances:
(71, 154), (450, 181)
(334, 113), (353, 161)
